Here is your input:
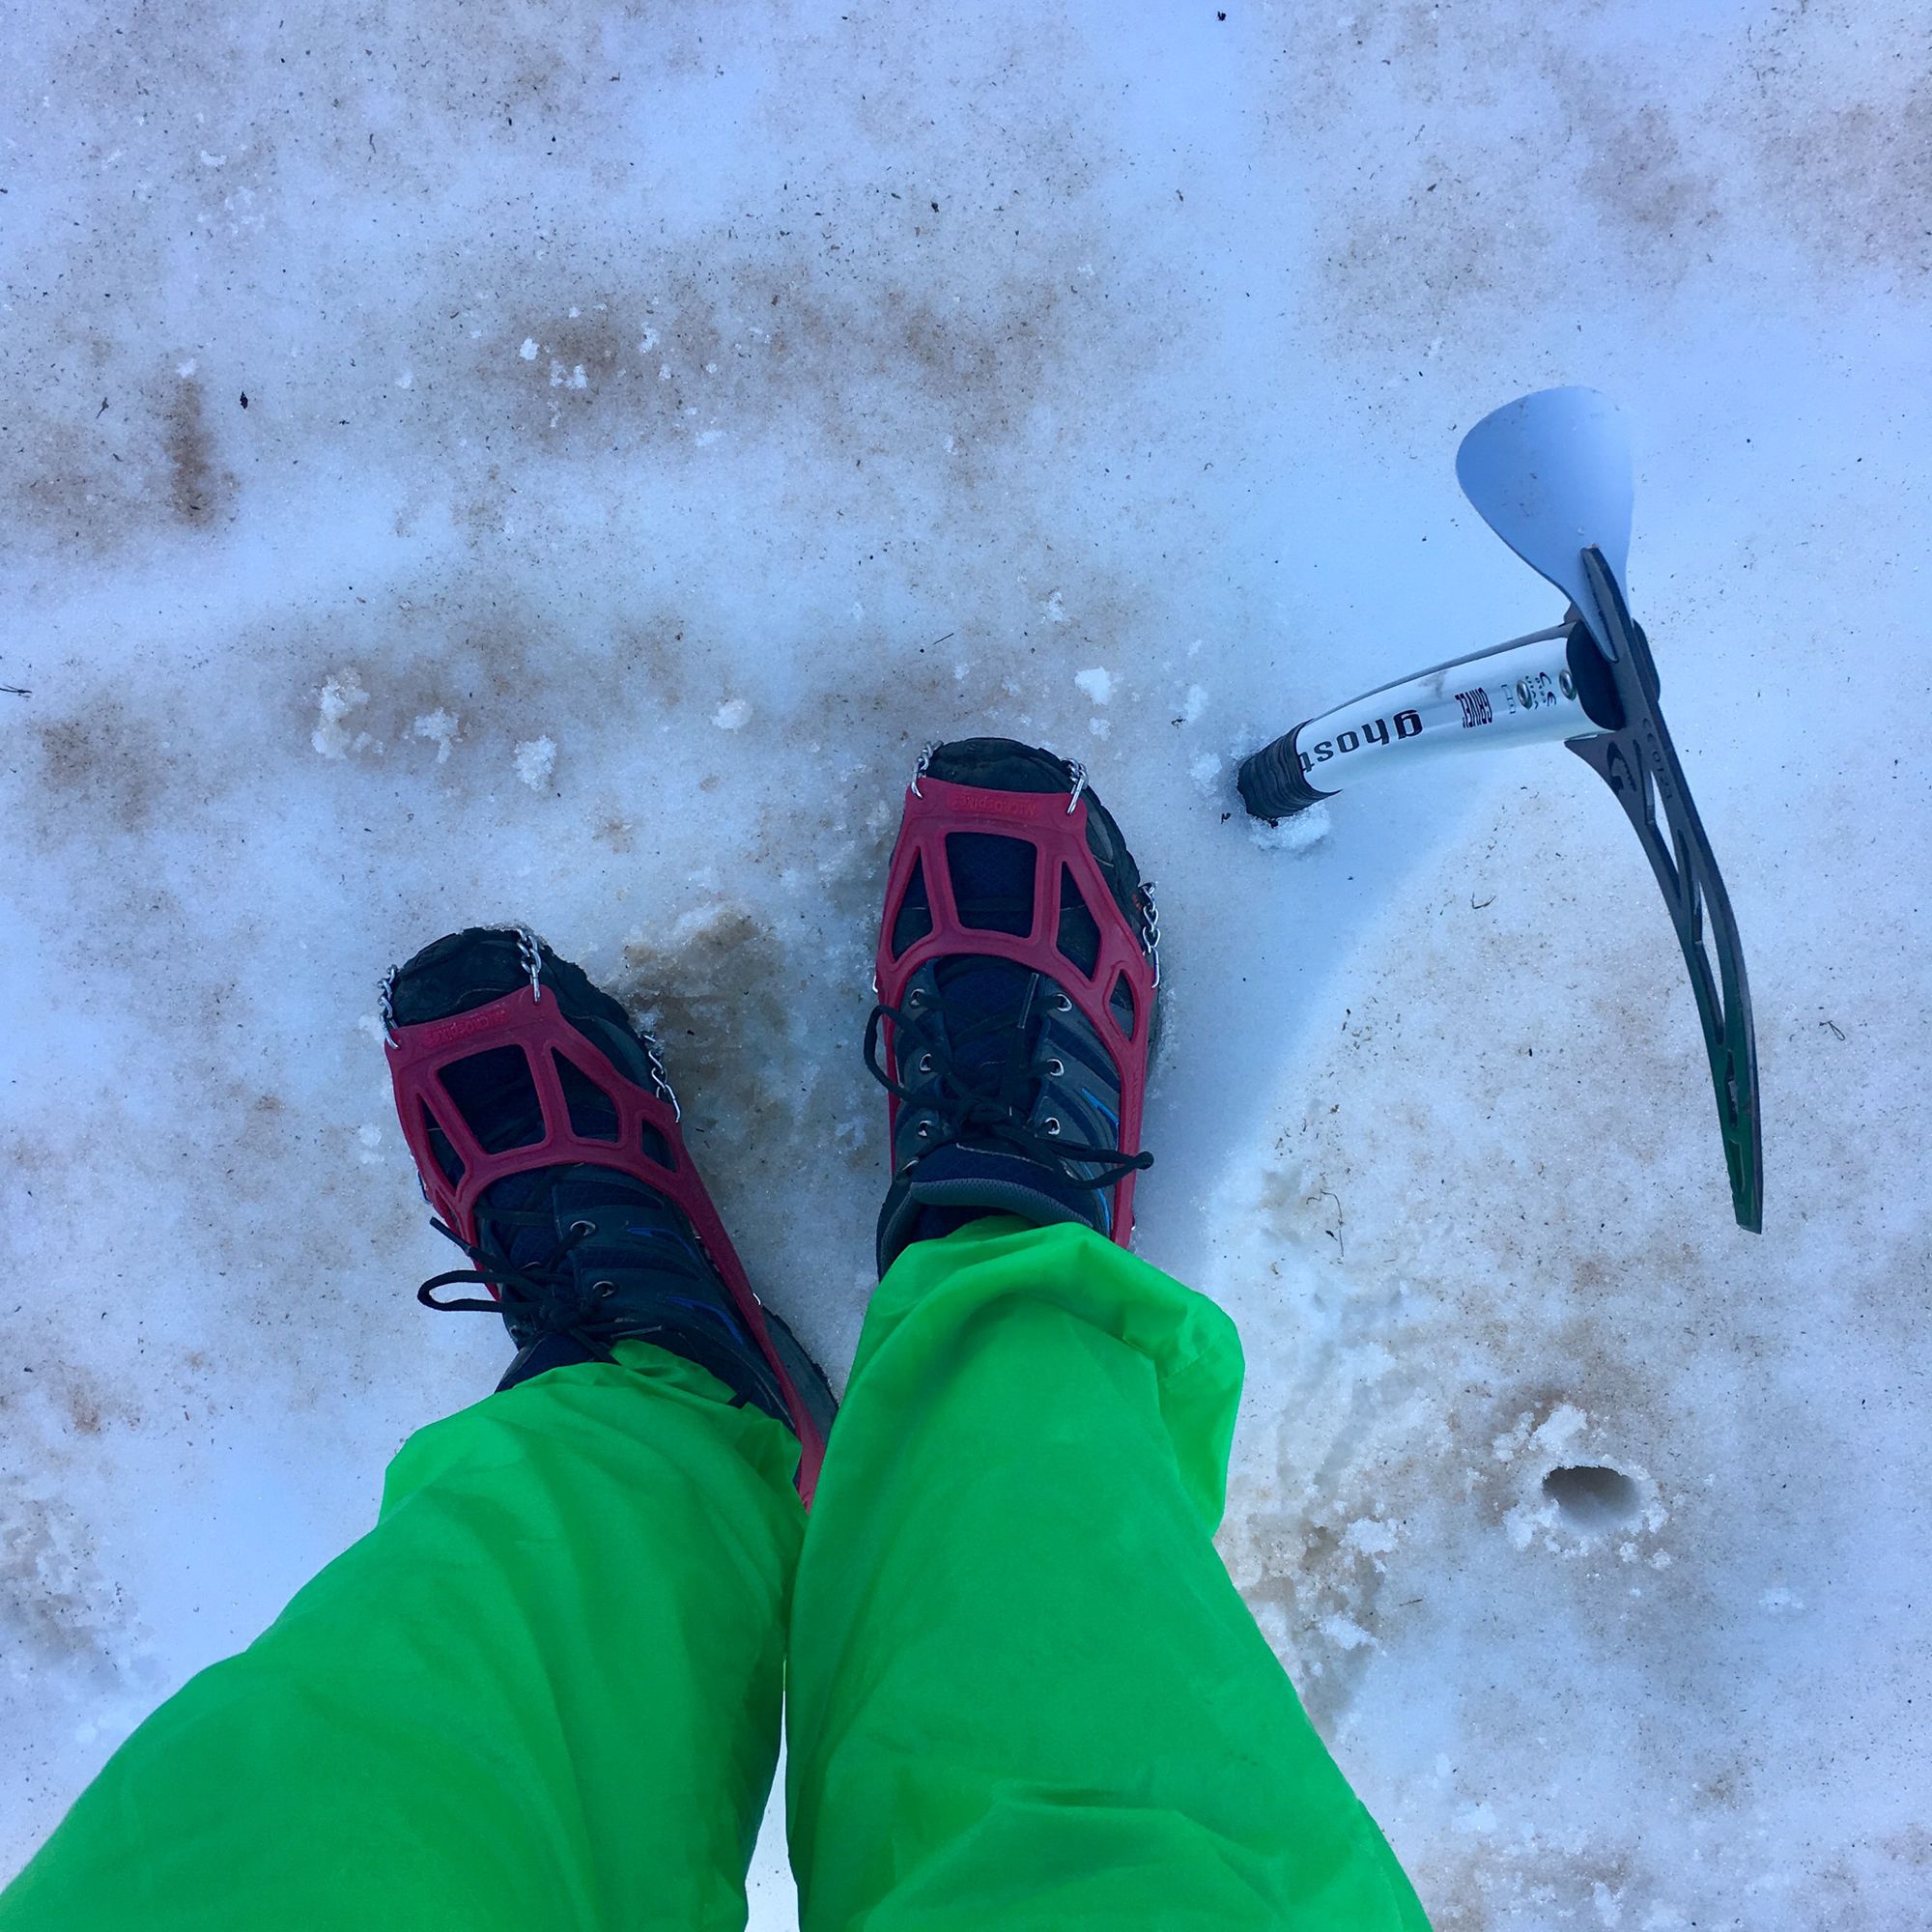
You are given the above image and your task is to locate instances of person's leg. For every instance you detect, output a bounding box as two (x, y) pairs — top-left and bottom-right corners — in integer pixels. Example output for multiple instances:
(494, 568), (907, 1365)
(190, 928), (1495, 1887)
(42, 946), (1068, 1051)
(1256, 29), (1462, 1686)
(786, 1216), (1429, 1931)
(0, 1343), (803, 1932)
(794, 739), (1428, 1928)
(5, 924), (837, 1931)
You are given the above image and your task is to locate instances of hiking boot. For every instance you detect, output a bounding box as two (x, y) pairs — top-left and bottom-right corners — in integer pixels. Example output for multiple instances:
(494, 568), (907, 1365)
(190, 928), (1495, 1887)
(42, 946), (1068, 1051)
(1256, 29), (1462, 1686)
(867, 738), (1159, 1273)
(381, 924), (834, 1504)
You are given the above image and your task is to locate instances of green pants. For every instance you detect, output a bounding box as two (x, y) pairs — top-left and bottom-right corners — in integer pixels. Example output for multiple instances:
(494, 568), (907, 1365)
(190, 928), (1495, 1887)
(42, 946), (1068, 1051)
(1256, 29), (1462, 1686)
(0, 1219), (1428, 1931)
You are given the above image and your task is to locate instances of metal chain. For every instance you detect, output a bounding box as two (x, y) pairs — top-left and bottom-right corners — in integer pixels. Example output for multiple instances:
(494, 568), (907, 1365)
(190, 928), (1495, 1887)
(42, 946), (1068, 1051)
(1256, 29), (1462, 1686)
(1137, 879), (1161, 985)
(639, 1028), (682, 1122)
(909, 740), (940, 798)
(514, 923), (545, 1002)
(1063, 758), (1088, 815)
(378, 964), (400, 1047)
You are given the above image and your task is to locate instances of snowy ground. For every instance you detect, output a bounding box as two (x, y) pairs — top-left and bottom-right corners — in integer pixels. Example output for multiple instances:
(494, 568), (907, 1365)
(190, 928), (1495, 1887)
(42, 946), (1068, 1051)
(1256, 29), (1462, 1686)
(4, 0), (1928, 1924)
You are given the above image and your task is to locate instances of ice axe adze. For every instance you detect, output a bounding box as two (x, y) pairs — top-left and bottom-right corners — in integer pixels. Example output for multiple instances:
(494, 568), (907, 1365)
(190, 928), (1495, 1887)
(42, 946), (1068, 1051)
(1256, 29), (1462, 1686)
(1236, 387), (1762, 1232)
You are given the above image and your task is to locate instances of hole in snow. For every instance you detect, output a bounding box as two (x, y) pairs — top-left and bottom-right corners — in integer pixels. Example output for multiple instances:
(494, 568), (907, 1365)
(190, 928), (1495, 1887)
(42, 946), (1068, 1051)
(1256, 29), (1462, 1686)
(1542, 1464), (1640, 1530)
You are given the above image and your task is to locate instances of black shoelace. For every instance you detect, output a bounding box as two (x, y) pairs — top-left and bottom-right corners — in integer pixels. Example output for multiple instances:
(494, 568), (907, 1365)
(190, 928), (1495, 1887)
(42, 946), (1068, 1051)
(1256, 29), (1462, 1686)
(415, 1211), (612, 1332)
(864, 972), (1151, 1191)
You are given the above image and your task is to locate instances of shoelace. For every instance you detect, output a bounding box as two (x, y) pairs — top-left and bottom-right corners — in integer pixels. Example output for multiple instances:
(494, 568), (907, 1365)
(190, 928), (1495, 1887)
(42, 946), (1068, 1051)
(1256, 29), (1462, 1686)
(416, 1212), (607, 1326)
(864, 973), (1151, 1191)
(416, 1205), (721, 1341)
(416, 1208), (789, 1418)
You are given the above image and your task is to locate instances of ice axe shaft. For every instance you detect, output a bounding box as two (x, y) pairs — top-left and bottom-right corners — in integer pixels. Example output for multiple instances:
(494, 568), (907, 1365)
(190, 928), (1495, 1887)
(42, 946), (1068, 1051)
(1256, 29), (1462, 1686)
(1236, 623), (1601, 820)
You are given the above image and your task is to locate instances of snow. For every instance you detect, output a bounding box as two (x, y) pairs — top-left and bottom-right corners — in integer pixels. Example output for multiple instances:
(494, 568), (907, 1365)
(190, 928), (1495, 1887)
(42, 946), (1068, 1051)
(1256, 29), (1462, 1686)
(309, 668), (372, 758)
(3, 0), (1928, 1926)
(411, 709), (459, 764)
(1248, 801), (1333, 852)
(511, 734), (557, 792)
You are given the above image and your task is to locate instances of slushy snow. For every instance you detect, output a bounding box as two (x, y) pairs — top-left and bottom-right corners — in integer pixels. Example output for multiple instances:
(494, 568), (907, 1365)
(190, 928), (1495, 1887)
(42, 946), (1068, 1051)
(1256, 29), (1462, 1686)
(2, 1), (1927, 1927)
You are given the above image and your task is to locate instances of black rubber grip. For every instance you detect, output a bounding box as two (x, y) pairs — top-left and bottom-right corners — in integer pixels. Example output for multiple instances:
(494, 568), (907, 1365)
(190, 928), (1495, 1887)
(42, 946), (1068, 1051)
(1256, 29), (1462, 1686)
(1236, 727), (1332, 821)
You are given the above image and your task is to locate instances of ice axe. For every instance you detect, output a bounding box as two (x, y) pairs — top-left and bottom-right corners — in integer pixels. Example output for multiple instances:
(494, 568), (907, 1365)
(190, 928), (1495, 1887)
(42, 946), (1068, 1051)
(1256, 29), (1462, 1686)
(1236, 387), (1762, 1232)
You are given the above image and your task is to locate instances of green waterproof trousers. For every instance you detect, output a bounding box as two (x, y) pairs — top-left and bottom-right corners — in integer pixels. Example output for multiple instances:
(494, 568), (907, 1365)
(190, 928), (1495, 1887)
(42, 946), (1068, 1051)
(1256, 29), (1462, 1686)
(0, 1217), (1429, 1931)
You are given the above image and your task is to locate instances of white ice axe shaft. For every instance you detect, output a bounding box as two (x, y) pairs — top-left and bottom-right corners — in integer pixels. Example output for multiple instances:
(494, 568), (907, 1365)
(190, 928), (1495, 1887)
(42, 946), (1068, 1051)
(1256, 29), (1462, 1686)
(1237, 622), (1603, 808)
